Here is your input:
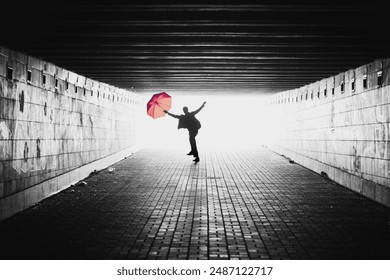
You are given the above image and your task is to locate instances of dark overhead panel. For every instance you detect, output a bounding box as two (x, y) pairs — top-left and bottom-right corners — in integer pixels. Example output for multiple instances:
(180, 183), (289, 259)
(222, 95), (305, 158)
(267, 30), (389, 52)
(3, 1), (390, 94)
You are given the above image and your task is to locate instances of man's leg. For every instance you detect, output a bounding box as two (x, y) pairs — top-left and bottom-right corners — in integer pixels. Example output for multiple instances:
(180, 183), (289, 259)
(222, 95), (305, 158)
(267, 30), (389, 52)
(189, 130), (199, 159)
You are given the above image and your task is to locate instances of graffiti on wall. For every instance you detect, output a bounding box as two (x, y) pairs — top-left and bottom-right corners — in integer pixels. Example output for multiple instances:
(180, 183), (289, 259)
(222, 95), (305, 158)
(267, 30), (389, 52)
(12, 120), (31, 174)
(12, 120), (57, 175)
(10, 85), (58, 175)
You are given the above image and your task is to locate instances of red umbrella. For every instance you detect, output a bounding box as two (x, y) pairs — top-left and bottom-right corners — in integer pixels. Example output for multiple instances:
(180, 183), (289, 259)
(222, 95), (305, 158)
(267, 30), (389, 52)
(146, 92), (172, 119)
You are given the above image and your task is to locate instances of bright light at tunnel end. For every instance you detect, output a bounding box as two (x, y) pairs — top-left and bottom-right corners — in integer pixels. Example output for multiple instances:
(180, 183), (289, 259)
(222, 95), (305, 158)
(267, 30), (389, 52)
(139, 89), (273, 151)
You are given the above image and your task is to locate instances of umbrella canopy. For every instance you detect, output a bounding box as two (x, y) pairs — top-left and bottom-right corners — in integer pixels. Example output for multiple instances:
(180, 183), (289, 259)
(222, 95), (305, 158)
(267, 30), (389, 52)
(146, 92), (172, 119)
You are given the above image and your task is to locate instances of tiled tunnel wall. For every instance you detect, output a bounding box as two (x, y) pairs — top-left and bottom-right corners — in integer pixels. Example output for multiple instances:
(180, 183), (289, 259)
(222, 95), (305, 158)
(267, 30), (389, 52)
(0, 46), (144, 220)
(267, 58), (390, 207)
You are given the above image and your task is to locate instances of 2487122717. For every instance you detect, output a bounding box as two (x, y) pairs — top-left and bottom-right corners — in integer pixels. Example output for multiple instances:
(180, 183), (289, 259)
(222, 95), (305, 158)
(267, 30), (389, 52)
(209, 266), (273, 276)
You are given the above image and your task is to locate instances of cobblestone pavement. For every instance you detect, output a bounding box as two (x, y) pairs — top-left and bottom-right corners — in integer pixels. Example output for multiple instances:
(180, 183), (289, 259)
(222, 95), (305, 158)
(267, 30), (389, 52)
(0, 147), (389, 260)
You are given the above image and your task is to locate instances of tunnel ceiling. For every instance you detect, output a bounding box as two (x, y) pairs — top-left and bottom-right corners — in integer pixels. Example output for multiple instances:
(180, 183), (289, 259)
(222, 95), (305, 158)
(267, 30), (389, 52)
(3, 1), (390, 95)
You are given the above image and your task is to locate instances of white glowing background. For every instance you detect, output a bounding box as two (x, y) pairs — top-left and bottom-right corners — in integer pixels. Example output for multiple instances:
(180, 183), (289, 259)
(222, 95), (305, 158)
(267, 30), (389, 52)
(139, 91), (273, 151)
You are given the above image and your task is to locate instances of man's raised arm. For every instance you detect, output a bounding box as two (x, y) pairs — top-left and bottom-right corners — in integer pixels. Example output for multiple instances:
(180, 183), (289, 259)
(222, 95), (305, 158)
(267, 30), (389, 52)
(192, 101), (207, 115)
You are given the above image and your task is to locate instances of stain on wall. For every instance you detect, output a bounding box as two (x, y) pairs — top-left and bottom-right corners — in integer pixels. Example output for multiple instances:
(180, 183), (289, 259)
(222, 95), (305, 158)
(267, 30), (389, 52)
(36, 138), (41, 159)
(23, 142), (28, 162)
(352, 145), (361, 172)
(19, 90), (24, 113)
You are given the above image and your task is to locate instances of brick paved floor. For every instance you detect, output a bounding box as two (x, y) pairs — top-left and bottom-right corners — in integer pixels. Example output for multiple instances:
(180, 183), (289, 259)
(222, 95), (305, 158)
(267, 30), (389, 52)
(0, 147), (389, 260)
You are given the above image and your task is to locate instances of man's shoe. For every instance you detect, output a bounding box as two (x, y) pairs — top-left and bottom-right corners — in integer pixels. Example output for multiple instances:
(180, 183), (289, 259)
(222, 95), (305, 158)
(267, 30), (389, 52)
(187, 152), (194, 156)
(193, 157), (200, 163)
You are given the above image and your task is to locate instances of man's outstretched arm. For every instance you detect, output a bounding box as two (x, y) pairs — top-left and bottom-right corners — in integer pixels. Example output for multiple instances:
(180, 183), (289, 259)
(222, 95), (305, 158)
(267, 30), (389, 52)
(164, 110), (180, 119)
(192, 101), (207, 115)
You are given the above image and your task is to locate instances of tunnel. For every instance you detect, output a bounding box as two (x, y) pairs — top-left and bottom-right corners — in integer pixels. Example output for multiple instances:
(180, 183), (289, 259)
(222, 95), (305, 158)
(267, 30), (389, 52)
(0, 1), (389, 263)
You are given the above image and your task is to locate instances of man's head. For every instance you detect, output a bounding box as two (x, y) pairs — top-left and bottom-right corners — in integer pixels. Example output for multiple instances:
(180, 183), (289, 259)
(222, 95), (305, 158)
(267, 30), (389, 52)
(183, 106), (189, 114)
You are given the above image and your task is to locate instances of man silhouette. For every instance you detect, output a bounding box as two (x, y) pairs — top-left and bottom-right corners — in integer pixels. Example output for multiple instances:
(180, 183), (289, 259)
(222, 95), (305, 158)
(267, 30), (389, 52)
(164, 101), (206, 163)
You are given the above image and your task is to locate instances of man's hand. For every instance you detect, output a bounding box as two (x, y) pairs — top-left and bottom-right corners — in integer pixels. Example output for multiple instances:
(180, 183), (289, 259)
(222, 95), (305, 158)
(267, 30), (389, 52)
(203, 101), (206, 106)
